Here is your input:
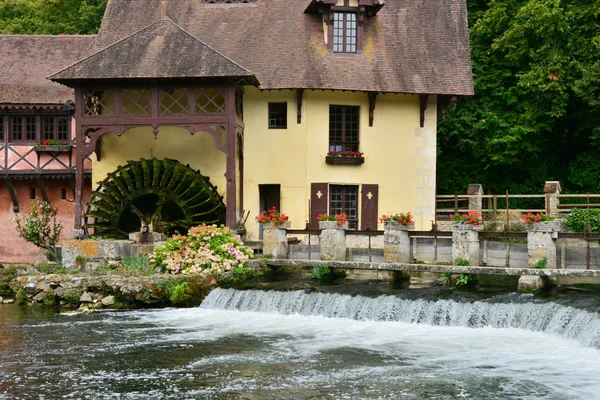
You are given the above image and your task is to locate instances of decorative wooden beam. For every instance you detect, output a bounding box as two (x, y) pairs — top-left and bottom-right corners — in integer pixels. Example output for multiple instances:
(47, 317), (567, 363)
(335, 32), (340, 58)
(420, 94), (429, 128)
(36, 177), (49, 202)
(368, 92), (377, 127)
(297, 89), (304, 124)
(3, 179), (19, 213)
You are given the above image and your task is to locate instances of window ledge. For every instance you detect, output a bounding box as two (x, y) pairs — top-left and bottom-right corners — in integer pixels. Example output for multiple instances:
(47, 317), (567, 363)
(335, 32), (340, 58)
(326, 156), (364, 165)
(33, 145), (72, 153)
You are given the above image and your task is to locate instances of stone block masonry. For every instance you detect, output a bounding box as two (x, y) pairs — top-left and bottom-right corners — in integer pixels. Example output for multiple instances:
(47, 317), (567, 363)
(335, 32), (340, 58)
(319, 222), (347, 261)
(262, 226), (289, 259)
(451, 223), (482, 265)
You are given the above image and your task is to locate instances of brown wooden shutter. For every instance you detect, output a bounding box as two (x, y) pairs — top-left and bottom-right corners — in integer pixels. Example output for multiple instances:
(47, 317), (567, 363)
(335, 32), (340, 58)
(310, 183), (328, 229)
(361, 184), (379, 230)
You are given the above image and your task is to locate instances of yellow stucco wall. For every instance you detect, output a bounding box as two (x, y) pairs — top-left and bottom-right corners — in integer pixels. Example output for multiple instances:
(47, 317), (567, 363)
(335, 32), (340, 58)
(243, 88), (437, 240)
(90, 88), (437, 240)
(92, 127), (227, 197)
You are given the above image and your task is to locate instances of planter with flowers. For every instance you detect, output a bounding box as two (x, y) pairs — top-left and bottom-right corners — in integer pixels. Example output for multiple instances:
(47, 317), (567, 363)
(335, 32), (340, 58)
(317, 213), (348, 230)
(318, 213), (347, 261)
(450, 211), (483, 265)
(325, 151), (364, 165)
(522, 211), (560, 268)
(256, 207), (290, 259)
(33, 140), (72, 153)
(521, 211), (561, 233)
(381, 212), (415, 231)
(381, 212), (413, 263)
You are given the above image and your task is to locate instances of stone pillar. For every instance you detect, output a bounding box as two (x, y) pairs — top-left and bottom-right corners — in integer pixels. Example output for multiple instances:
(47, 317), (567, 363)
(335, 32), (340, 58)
(383, 221), (413, 263)
(452, 223), (482, 265)
(526, 220), (561, 268)
(319, 221), (347, 261)
(262, 223), (289, 259)
(467, 184), (483, 214)
(544, 181), (561, 217)
(518, 275), (551, 293)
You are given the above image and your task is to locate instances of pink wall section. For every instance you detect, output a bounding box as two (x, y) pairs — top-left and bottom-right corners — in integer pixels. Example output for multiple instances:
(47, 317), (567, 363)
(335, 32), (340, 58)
(0, 179), (91, 264)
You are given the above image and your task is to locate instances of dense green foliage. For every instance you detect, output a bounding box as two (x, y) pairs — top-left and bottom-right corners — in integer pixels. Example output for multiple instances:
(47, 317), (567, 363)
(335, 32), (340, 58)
(438, 0), (600, 195)
(563, 208), (600, 232)
(0, 0), (107, 34)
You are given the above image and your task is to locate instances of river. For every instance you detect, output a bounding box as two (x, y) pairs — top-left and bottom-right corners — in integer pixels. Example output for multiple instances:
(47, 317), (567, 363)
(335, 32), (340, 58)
(1, 284), (600, 399)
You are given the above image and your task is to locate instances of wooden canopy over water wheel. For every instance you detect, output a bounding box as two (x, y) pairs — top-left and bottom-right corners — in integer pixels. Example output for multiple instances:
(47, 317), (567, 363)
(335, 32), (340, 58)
(85, 158), (226, 238)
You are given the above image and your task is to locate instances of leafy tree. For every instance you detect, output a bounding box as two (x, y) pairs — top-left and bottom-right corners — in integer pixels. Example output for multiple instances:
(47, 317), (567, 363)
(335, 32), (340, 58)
(0, 0), (107, 35)
(438, 0), (600, 195)
(15, 199), (63, 261)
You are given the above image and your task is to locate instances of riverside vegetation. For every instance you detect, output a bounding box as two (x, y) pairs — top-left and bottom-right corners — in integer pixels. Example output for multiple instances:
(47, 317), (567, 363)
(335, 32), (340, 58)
(2, 224), (258, 311)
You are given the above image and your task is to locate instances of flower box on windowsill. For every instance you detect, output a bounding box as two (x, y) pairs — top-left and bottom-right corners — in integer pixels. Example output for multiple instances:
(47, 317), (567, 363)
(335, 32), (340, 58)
(33, 145), (72, 153)
(325, 156), (365, 165)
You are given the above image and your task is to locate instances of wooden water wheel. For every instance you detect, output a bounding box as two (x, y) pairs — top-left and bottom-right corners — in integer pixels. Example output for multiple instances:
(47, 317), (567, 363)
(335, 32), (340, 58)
(85, 158), (226, 238)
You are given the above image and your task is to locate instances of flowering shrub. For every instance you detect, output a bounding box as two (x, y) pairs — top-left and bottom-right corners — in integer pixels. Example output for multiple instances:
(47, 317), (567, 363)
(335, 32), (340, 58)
(255, 206), (289, 226)
(380, 212), (414, 226)
(522, 211), (554, 224)
(149, 225), (254, 280)
(450, 210), (484, 226)
(317, 213), (348, 226)
(37, 140), (69, 146)
(327, 151), (364, 157)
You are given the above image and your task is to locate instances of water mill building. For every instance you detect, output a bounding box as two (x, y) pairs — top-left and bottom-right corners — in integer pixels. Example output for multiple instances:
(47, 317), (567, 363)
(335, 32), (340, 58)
(0, 0), (473, 263)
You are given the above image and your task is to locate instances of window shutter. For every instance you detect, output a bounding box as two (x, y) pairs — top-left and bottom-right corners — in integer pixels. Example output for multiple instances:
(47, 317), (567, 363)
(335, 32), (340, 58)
(361, 184), (379, 230)
(310, 183), (328, 229)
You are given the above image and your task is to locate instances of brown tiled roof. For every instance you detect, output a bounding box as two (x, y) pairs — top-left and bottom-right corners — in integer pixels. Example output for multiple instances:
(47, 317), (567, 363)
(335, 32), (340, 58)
(0, 35), (94, 104)
(50, 18), (257, 83)
(93, 0), (473, 95)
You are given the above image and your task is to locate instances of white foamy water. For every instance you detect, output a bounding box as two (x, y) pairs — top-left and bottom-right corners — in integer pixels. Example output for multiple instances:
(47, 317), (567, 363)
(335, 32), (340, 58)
(3, 289), (600, 399)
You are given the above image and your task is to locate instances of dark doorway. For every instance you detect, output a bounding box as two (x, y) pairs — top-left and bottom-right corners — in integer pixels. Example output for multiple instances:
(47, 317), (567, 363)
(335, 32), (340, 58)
(259, 184), (281, 239)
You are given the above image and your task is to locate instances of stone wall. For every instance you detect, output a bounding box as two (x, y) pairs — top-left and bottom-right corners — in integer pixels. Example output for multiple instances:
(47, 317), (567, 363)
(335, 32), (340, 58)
(8, 273), (215, 310)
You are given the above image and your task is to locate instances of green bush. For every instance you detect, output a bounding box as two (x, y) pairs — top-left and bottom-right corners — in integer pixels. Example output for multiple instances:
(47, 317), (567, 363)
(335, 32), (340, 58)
(564, 209), (600, 233)
(14, 288), (27, 305)
(156, 279), (207, 307)
(121, 256), (155, 275)
(311, 265), (332, 280)
(64, 289), (83, 306)
(455, 258), (470, 266)
(0, 267), (18, 296)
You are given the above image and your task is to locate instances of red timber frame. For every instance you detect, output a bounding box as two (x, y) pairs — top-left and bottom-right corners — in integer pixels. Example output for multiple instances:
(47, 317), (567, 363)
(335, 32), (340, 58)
(72, 80), (244, 232)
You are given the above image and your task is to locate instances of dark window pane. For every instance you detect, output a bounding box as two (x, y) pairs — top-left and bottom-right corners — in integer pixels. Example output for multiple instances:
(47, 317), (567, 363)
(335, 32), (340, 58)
(11, 117), (22, 141)
(25, 117), (36, 141)
(57, 116), (69, 141)
(44, 116), (55, 140)
(329, 105), (359, 153)
(268, 103), (287, 129)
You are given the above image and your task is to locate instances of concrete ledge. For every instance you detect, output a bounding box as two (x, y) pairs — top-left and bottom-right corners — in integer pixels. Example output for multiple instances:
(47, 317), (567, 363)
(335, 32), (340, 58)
(265, 259), (600, 278)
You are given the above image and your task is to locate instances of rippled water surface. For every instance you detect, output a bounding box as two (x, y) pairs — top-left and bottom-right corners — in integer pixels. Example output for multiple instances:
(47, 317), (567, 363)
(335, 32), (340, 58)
(2, 288), (600, 399)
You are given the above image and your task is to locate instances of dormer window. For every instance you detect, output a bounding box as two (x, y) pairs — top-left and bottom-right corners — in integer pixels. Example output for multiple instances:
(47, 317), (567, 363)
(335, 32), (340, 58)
(305, 0), (383, 55)
(333, 12), (357, 53)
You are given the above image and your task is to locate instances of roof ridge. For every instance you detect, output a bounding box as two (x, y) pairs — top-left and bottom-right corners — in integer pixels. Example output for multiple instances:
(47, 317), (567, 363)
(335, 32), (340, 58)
(48, 17), (253, 80)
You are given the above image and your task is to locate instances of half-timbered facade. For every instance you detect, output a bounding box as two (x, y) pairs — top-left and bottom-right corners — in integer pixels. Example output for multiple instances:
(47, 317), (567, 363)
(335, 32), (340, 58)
(0, 0), (473, 262)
